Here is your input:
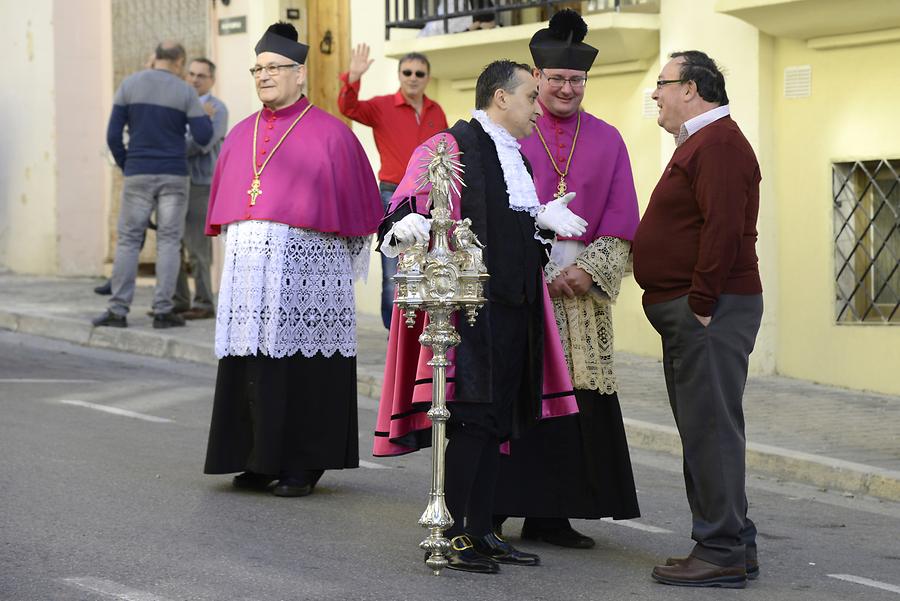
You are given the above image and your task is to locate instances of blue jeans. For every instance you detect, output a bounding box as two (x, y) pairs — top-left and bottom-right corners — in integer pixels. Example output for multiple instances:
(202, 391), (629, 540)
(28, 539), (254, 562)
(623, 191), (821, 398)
(108, 174), (189, 316)
(380, 184), (399, 330)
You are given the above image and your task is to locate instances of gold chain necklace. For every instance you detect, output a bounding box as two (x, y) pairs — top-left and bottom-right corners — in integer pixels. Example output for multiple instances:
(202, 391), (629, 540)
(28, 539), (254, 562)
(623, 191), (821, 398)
(535, 110), (581, 198)
(247, 103), (313, 206)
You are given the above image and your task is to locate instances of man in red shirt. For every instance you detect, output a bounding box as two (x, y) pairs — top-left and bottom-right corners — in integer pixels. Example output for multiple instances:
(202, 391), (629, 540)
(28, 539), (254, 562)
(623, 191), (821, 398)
(632, 51), (763, 589)
(338, 45), (448, 329)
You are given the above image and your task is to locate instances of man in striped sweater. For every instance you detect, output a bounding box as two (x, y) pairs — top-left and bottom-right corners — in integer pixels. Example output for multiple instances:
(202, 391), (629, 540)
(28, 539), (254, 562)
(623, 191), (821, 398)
(93, 41), (213, 329)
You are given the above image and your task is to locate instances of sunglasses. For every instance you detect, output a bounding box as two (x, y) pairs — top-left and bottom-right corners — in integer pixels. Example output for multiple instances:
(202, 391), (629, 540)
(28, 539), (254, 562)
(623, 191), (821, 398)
(401, 69), (427, 78)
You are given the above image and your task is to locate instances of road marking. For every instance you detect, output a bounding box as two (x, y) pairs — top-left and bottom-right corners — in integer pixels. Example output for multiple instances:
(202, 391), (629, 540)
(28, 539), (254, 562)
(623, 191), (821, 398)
(59, 399), (173, 423)
(601, 517), (673, 534)
(62, 577), (174, 601)
(115, 386), (209, 412)
(359, 460), (391, 470)
(0, 378), (99, 383)
(828, 574), (900, 594)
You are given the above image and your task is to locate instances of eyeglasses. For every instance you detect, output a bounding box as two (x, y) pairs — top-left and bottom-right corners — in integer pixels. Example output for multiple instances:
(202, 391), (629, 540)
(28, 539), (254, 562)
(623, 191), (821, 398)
(249, 63), (299, 77)
(656, 79), (686, 89)
(541, 71), (587, 89)
(401, 69), (427, 78)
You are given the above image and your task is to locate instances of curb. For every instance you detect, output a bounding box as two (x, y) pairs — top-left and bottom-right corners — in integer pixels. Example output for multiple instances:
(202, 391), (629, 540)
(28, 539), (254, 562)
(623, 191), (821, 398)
(0, 310), (217, 367)
(623, 418), (900, 503)
(3, 308), (899, 504)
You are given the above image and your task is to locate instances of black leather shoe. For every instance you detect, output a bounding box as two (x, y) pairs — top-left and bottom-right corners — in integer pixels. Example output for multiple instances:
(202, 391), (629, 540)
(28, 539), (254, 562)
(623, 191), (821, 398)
(272, 470), (323, 497)
(521, 524), (595, 549)
(182, 307), (215, 320)
(443, 536), (499, 574)
(471, 532), (540, 566)
(652, 556), (747, 588)
(153, 312), (186, 329)
(273, 477), (313, 497)
(93, 280), (112, 295)
(92, 310), (127, 328)
(666, 556), (759, 580)
(231, 471), (275, 491)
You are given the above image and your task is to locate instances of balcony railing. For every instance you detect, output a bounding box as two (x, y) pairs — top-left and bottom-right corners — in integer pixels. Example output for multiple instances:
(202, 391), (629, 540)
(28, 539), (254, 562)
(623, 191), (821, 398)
(385, 0), (653, 39)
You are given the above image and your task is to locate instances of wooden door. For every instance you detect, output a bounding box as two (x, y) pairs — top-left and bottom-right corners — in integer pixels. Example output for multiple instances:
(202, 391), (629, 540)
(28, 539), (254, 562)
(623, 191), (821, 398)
(305, 0), (351, 125)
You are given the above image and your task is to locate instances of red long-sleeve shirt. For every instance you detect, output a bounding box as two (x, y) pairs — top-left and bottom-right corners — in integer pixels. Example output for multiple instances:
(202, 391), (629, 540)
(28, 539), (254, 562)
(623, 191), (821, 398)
(632, 116), (762, 316)
(337, 72), (448, 185)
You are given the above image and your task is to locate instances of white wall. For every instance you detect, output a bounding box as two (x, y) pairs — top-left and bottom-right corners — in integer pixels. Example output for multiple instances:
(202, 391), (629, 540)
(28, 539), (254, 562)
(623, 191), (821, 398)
(0, 1), (59, 274)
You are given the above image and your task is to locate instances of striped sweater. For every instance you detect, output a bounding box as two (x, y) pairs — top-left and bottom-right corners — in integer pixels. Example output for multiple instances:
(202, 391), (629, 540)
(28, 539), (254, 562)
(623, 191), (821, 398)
(107, 68), (213, 176)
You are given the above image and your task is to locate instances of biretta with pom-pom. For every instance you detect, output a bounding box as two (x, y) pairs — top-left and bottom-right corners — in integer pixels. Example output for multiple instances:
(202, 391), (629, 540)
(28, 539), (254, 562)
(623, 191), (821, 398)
(255, 21), (309, 64)
(529, 9), (597, 72)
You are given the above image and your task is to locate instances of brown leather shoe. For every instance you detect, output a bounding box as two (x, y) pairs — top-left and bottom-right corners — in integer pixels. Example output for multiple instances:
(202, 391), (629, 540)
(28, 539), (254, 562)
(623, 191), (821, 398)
(666, 555), (759, 580)
(652, 556), (747, 588)
(182, 307), (215, 320)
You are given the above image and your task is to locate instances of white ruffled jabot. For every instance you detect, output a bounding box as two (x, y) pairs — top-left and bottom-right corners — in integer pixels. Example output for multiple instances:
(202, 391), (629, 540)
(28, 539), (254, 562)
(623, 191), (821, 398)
(470, 109), (541, 216)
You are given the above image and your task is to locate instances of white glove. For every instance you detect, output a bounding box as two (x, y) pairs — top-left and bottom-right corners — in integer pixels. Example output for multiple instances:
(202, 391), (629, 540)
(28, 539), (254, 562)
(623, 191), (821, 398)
(535, 192), (588, 238)
(391, 213), (431, 246)
(380, 213), (431, 257)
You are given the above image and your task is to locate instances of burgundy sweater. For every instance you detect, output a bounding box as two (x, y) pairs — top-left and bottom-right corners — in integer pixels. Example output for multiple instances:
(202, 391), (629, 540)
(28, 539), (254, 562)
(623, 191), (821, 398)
(632, 116), (762, 316)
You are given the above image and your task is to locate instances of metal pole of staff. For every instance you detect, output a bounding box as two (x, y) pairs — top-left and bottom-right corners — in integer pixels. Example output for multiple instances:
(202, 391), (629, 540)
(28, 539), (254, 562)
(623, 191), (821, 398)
(392, 137), (488, 575)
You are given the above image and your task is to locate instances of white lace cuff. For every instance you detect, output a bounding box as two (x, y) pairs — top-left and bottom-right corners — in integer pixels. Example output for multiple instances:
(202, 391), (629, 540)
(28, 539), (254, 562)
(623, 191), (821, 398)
(574, 236), (631, 303)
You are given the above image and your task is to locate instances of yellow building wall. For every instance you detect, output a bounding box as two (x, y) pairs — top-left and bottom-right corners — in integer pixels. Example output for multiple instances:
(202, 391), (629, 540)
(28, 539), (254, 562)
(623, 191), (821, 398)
(772, 36), (900, 395)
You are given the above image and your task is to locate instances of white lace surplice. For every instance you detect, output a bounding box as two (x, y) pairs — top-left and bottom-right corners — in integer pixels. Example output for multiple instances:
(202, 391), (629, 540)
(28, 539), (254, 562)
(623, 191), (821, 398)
(215, 220), (371, 359)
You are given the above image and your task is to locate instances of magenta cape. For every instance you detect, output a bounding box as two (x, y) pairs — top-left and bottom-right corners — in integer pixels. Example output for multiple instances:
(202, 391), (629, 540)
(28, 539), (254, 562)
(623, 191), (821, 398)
(206, 96), (382, 237)
(372, 132), (579, 457)
(520, 103), (640, 242)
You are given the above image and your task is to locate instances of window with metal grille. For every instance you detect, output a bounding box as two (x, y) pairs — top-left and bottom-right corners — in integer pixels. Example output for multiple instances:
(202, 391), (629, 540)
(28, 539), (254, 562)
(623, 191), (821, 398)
(833, 159), (900, 324)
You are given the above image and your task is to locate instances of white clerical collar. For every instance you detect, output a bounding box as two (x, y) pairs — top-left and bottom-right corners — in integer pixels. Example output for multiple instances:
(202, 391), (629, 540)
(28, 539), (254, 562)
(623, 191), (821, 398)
(676, 104), (730, 146)
(470, 109), (541, 216)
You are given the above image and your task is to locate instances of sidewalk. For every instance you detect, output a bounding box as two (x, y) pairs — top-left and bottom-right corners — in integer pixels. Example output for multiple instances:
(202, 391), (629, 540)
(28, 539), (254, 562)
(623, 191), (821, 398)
(2, 273), (898, 503)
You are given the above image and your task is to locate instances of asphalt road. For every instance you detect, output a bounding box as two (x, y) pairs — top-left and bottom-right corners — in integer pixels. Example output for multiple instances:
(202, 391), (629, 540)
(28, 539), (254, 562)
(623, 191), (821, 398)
(2, 330), (899, 601)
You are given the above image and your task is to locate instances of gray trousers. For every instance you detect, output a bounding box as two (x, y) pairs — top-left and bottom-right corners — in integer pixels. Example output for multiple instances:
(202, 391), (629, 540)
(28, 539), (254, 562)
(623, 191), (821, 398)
(109, 174), (189, 316)
(644, 293), (763, 567)
(174, 183), (214, 311)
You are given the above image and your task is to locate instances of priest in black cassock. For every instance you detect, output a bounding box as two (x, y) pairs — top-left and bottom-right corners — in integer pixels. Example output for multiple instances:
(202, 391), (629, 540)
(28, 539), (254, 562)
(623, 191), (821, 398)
(375, 60), (588, 574)
(493, 9), (641, 550)
(202, 23), (382, 497)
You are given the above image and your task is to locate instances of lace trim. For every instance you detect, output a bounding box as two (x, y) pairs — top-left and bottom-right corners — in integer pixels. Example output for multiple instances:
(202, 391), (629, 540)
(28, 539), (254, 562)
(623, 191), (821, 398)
(348, 235), (372, 282)
(552, 294), (618, 394)
(215, 220), (364, 359)
(544, 259), (563, 283)
(574, 237), (631, 303)
(547, 237), (630, 393)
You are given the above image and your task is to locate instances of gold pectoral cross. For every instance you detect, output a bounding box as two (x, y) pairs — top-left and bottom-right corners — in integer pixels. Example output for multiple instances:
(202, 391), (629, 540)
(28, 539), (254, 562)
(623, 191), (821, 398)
(555, 176), (567, 198)
(248, 176), (262, 206)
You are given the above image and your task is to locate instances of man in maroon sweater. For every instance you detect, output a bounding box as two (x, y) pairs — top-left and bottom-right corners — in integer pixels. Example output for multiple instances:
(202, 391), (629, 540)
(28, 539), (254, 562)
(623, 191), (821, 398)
(632, 51), (763, 589)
